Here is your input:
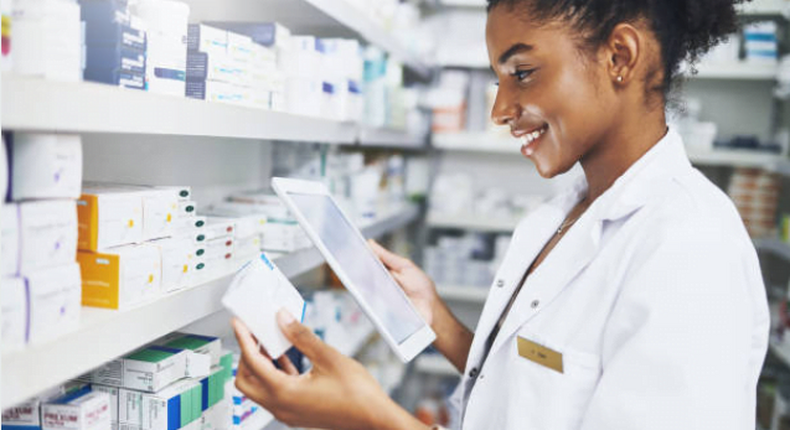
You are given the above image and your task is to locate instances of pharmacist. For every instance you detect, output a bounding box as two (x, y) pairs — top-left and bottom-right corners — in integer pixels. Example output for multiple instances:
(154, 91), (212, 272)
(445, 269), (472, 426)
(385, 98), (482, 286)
(233, 0), (770, 428)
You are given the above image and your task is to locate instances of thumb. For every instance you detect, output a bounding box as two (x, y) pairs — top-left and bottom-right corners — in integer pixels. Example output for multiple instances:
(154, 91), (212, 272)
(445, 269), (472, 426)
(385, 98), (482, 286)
(368, 239), (411, 271)
(277, 309), (340, 366)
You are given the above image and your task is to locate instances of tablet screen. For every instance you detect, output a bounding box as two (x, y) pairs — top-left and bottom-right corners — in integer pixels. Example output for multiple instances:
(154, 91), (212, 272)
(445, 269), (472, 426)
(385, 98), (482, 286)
(288, 193), (424, 343)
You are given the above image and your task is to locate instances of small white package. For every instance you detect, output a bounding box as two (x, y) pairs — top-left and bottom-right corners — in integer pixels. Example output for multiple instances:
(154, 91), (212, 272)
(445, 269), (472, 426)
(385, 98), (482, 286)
(19, 200), (78, 274)
(222, 253), (305, 358)
(27, 262), (81, 344)
(1, 203), (20, 276)
(2, 276), (28, 351)
(41, 388), (111, 430)
(10, 133), (83, 200)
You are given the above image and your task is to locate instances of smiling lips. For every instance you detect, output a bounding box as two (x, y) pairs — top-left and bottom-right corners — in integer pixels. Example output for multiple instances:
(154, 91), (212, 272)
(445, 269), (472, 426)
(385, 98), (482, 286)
(514, 124), (548, 156)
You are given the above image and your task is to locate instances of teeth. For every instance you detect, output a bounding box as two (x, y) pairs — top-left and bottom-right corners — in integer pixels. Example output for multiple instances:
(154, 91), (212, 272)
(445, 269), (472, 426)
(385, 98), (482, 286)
(519, 126), (546, 146)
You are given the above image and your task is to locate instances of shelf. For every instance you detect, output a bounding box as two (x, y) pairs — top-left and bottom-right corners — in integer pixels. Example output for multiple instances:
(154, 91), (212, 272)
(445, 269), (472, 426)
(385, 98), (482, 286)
(437, 285), (489, 303)
(300, 0), (432, 79)
(3, 74), (358, 143)
(358, 127), (427, 149)
(755, 238), (790, 261)
(691, 63), (778, 80)
(432, 132), (518, 154)
(1, 203), (420, 409)
(687, 148), (790, 173)
(414, 354), (459, 376)
(427, 212), (520, 232)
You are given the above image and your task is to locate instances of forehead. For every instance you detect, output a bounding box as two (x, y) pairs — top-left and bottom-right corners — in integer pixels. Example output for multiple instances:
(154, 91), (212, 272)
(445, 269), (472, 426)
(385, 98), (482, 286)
(486, 6), (554, 59)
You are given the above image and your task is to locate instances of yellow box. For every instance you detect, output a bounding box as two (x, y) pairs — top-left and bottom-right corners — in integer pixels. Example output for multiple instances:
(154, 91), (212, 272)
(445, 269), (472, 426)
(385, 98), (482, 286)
(78, 244), (162, 310)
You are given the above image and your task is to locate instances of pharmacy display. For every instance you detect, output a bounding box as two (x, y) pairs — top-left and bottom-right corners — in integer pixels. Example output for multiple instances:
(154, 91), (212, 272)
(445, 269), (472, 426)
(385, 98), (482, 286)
(273, 178), (435, 362)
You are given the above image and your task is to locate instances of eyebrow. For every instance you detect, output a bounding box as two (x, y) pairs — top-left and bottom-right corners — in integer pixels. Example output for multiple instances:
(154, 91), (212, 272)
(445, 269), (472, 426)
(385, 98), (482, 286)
(498, 43), (534, 65)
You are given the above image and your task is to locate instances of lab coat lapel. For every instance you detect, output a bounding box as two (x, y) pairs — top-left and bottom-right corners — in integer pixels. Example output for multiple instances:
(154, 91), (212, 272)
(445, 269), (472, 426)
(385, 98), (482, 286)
(486, 212), (602, 358)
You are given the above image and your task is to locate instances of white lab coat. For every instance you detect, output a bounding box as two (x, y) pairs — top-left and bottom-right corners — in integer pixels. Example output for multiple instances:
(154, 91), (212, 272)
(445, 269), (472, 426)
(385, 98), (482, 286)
(449, 129), (770, 430)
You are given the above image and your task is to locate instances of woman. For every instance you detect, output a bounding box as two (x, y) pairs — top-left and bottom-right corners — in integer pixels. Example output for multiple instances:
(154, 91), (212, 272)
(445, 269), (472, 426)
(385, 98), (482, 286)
(233, 0), (770, 428)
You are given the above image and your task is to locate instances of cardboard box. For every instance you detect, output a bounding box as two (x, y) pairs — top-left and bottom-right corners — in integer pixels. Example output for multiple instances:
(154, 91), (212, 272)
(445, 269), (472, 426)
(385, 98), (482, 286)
(187, 24), (228, 56)
(83, 346), (195, 393)
(2, 203), (20, 276)
(78, 186), (144, 251)
(149, 238), (194, 293)
(2, 399), (43, 429)
(41, 387), (111, 430)
(179, 201), (197, 218)
(78, 244), (162, 310)
(27, 263), (81, 344)
(203, 218), (234, 241)
(9, 134), (82, 200)
(154, 333), (223, 366)
(83, 183), (180, 242)
(2, 276), (28, 351)
(19, 200), (78, 274)
(129, 378), (202, 430)
(90, 386), (119, 430)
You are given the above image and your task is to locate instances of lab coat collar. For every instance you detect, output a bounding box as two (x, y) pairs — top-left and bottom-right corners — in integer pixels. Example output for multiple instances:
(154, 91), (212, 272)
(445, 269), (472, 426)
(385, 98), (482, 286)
(482, 127), (690, 361)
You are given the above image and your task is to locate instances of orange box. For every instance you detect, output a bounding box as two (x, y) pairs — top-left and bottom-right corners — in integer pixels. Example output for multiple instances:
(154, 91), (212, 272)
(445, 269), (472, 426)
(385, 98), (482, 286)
(78, 244), (162, 310)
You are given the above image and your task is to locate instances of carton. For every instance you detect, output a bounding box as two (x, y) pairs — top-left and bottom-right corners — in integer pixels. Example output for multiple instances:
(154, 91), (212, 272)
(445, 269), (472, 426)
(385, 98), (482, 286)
(27, 263), (81, 344)
(9, 134), (82, 200)
(78, 244), (162, 310)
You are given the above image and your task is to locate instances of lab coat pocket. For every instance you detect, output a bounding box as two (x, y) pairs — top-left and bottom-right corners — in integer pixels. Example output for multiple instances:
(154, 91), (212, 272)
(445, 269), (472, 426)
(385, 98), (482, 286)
(510, 332), (601, 430)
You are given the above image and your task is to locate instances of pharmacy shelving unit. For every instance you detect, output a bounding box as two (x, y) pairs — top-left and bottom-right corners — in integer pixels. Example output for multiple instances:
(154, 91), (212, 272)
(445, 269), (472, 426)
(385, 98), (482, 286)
(427, 211), (520, 233)
(1, 204), (419, 410)
(414, 353), (460, 376)
(436, 285), (490, 303)
(2, 74), (427, 148)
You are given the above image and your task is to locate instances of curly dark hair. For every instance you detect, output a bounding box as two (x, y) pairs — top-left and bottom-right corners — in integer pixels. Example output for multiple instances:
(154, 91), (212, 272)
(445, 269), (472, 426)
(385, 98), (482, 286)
(487, 0), (748, 95)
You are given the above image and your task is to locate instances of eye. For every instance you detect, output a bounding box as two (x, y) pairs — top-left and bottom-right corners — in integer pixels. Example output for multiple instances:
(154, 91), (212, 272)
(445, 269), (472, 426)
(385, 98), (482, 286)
(512, 69), (535, 81)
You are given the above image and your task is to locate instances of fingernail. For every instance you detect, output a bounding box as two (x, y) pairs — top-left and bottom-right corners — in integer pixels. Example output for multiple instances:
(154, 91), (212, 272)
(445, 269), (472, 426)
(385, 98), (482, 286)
(277, 308), (296, 326)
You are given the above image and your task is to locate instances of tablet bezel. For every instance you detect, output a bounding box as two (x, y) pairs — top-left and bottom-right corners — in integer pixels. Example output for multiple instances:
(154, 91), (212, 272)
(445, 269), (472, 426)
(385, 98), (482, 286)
(272, 177), (436, 362)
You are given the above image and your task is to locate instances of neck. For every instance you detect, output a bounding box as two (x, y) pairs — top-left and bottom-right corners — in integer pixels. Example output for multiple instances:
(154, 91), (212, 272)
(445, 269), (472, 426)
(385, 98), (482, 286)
(579, 105), (668, 202)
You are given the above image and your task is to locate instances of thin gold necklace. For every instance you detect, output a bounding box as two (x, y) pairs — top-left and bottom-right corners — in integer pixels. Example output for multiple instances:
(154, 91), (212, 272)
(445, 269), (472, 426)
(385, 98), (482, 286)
(556, 216), (580, 235)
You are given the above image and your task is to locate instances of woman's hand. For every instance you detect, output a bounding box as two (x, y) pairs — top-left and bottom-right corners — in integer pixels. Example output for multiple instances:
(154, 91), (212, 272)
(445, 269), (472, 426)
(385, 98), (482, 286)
(232, 311), (428, 430)
(368, 240), (440, 326)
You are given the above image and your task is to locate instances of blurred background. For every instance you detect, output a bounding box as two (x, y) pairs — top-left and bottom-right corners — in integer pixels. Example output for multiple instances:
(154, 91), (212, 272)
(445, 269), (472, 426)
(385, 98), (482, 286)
(2, 0), (790, 429)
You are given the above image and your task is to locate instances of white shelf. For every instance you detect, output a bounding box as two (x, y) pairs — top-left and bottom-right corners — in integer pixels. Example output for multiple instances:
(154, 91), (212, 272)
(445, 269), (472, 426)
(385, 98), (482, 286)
(1, 204), (420, 409)
(687, 148), (790, 173)
(691, 63), (777, 80)
(3, 74), (358, 143)
(755, 238), (790, 261)
(301, 0), (432, 79)
(427, 212), (520, 232)
(414, 354), (460, 376)
(437, 285), (490, 303)
(358, 127), (427, 149)
(432, 132), (518, 154)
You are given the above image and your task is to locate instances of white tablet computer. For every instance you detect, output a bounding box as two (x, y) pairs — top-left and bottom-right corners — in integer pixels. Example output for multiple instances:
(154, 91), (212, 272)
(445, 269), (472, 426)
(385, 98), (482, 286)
(272, 177), (435, 362)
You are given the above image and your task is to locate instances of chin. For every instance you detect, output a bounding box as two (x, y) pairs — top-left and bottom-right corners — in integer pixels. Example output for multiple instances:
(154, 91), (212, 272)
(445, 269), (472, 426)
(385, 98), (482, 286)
(532, 157), (575, 179)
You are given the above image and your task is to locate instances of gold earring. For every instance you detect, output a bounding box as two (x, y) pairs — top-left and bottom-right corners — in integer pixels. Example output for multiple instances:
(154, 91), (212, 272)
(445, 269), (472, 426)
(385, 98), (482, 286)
(616, 76), (624, 83)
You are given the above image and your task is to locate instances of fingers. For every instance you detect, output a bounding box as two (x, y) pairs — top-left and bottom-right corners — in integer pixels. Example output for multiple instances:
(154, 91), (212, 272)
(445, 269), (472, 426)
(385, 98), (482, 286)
(368, 239), (411, 271)
(232, 318), (287, 387)
(277, 309), (341, 366)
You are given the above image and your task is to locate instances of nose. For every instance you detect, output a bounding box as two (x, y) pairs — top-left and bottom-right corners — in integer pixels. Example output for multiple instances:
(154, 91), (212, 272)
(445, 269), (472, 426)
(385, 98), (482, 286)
(490, 84), (520, 126)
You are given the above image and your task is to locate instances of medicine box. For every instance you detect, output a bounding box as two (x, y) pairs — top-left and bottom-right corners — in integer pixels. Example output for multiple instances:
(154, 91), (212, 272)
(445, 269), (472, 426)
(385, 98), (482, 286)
(13, 0), (83, 82)
(199, 366), (226, 413)
(149, 238), (193, 293)
(203, 218), (235, 241)
(187, 24), (228, 56)
(173, 215), (206, 234)
(222, 253), (305, 358)
(90, 386), (119, 430)
(78, 243), (162, 310)
(85, 46), (146, 76)
(2, 277), (28, 352)
(82, 346), (191, 393)
(27, 263), (81, 345)
(2, 204), (20, 276)
(41, 386), (111, 430)
(2, 399), (43, 429)
(203, 212), (266, 238)
(86, 69), (146, 90)
(123, 378), (202, 430)
(79, 1), (132, 32)
(83, 20), (146, 52)
(18, 200), (78, 274)
(179, 200), (197, 217)
(154, 333), (223, 366)
(9, 133), (83, 201)
(201, 236), (233, 260)
(186, 52), (246, 83)
(202, 22), (292, 51)
(78, 186), (144, 251)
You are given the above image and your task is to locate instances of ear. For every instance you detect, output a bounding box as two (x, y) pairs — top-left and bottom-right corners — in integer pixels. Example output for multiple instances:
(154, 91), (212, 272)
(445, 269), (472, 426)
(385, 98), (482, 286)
(605, 23), (642, 86)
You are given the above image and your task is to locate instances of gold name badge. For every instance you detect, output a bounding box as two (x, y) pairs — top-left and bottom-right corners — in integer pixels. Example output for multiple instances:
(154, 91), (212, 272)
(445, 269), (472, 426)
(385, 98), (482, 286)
(517, 336), (564, 374)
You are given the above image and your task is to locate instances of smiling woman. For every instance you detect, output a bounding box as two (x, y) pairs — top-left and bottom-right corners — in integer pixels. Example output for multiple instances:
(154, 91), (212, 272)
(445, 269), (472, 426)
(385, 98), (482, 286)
(232, 1), (769, 430)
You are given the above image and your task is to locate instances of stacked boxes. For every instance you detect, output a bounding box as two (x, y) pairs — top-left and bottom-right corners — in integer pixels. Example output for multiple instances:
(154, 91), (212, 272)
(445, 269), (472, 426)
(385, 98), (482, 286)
(132, 0), (189, 96)
(728, 168), (780, 238)
(81, 0), (147, 90)
(77, 183), (198, 308)
(185, 23), (283, 110)
(744, 21), (778, 64)
(1, 134), (83, 350)
(12, 0), (83, 82)
(228, 191), (312, 253)
(41, 386), (112, 430)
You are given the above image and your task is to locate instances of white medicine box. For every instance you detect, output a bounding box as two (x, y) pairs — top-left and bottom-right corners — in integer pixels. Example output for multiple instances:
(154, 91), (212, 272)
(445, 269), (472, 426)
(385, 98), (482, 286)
(1, 203), (20, 276)
(42, 388), (112, 430)
(19, 200), (79, 274)
(150, 237), (194, 293)
(27, 262), (82, 344)
(9, 133), (83, 200)
(2, 277), (28, 351)
(78, 185), (145, 251)
(78, 243), (162, 310)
